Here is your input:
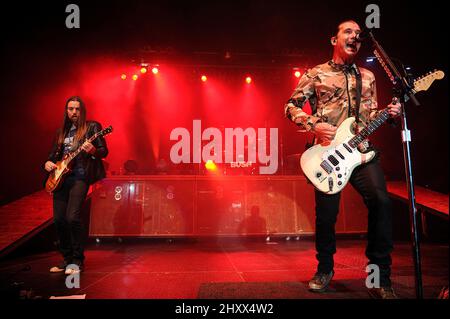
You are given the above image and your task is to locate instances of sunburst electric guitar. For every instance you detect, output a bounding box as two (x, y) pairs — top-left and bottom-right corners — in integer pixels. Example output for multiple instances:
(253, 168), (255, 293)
(300, 70), (444, 194)
(45, 125), (113, 193)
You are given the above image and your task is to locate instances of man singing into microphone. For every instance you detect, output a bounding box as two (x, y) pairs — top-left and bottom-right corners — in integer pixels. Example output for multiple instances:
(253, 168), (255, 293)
(284, 20), (402, 299)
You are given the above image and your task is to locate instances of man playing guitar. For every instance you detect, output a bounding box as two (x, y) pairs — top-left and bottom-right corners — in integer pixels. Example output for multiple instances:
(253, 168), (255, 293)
(44, 96), (108, 275)
(284, 20), (401, 298)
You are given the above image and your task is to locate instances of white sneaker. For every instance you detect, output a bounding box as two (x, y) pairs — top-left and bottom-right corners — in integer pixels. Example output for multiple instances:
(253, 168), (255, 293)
(64, 264), (81, 275)
(50, 262), (68, 273)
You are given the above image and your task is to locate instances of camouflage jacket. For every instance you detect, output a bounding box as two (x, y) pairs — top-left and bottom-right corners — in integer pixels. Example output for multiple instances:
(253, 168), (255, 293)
(285, 60), (379, 132)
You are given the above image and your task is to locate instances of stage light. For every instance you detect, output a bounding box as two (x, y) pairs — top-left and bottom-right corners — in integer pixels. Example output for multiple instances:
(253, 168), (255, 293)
(366, 57), (375, 63)
(121, 74), (127, 80)
(205, 160), (217, 171)
(140, 67), (147, 74)
(152, 67), (159, 74)
(245, 76), (252, 84)
(201, 75), (207, 82)
(132, 74), (138, 81)
(294, 71), (301, 78)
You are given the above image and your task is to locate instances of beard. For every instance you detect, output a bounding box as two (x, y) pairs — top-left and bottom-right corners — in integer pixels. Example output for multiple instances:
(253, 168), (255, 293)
(70, 116), (78, 126)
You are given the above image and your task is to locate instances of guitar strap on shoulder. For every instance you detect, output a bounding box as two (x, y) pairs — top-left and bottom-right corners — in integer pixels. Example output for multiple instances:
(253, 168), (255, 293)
(353, 64), (363, 126)
(353, 65), (373, 152)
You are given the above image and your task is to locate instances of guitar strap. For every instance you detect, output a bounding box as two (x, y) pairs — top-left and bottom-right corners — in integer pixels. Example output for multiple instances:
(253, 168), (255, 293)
(344, 64), (363, 126)
(352, 65), (374, 153)
(353, 64), (363, 127)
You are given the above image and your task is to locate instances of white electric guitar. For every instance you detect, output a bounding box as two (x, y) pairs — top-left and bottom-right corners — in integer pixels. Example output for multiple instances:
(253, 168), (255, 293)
(300, 70), (444, 194)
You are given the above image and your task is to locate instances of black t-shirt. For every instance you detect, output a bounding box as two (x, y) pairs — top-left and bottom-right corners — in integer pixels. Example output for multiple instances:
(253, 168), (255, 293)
(63, 125), (86, 180)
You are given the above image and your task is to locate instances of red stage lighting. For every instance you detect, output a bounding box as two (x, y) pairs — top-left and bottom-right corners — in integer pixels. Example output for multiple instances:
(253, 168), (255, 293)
(294, 71), (301, 78)
(132, 74), (138, 81)
(121, 74), (127, 80)
(201, 75), (207, 82)
(245, 76), (252, 84)
(152, 67), (159, 74)
(140, 67), (147, 74)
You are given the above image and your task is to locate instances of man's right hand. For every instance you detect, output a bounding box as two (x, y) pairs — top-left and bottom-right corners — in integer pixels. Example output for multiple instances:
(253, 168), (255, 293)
(45, 161), (57, 172)
(312, 123), (337, 143)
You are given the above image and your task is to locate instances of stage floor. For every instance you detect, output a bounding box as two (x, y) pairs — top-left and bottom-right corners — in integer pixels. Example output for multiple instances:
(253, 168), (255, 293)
(0, 239), (447, 299)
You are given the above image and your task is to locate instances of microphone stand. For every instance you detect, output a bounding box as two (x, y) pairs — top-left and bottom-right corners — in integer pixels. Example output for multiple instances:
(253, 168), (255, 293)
(366, 31), (423, 298)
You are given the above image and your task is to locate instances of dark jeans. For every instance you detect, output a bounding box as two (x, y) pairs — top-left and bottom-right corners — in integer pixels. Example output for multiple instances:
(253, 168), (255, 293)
(314, 153), (393, 287)
(53, 176), (89, 264)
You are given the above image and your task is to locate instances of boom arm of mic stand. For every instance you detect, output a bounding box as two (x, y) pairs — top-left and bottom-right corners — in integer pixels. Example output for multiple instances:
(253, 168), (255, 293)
(367, 31), (420, 107)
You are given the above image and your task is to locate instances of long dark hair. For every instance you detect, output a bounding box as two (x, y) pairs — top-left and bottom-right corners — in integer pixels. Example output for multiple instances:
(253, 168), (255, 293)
(57, 96), (88, 148)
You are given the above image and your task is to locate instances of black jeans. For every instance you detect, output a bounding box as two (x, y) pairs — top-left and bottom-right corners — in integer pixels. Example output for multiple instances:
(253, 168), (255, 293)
(53, 176), (89, 264)
(314, 153), (393, 287)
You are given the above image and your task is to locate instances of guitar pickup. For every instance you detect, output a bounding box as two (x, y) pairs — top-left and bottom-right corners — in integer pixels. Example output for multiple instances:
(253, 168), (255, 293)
(327, 155), (339, 166)
(343, 143), (353, 153)
(328, 177), (333, 192)
(335, 150), (345, 160)
(320, 161), (333, 174)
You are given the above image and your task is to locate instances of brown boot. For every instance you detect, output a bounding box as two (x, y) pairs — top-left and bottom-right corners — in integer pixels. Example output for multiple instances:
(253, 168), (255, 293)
(368, 286), (398, 299)
(308, 270), (334, 292)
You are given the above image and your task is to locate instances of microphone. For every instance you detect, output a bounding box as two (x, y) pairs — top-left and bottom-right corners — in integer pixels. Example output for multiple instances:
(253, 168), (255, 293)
(355, 28), (372, 42)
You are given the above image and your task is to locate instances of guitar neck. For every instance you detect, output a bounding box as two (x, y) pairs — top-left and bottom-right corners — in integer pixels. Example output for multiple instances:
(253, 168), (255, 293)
(346, 69), (444, 149)
(348, 109), (390, 148)
(66, 132), (102, 161)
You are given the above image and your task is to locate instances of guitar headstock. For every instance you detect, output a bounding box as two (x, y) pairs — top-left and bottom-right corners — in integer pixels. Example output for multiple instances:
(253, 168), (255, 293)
(100, 125), (113, 137)
(414, 70), (445, 93)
